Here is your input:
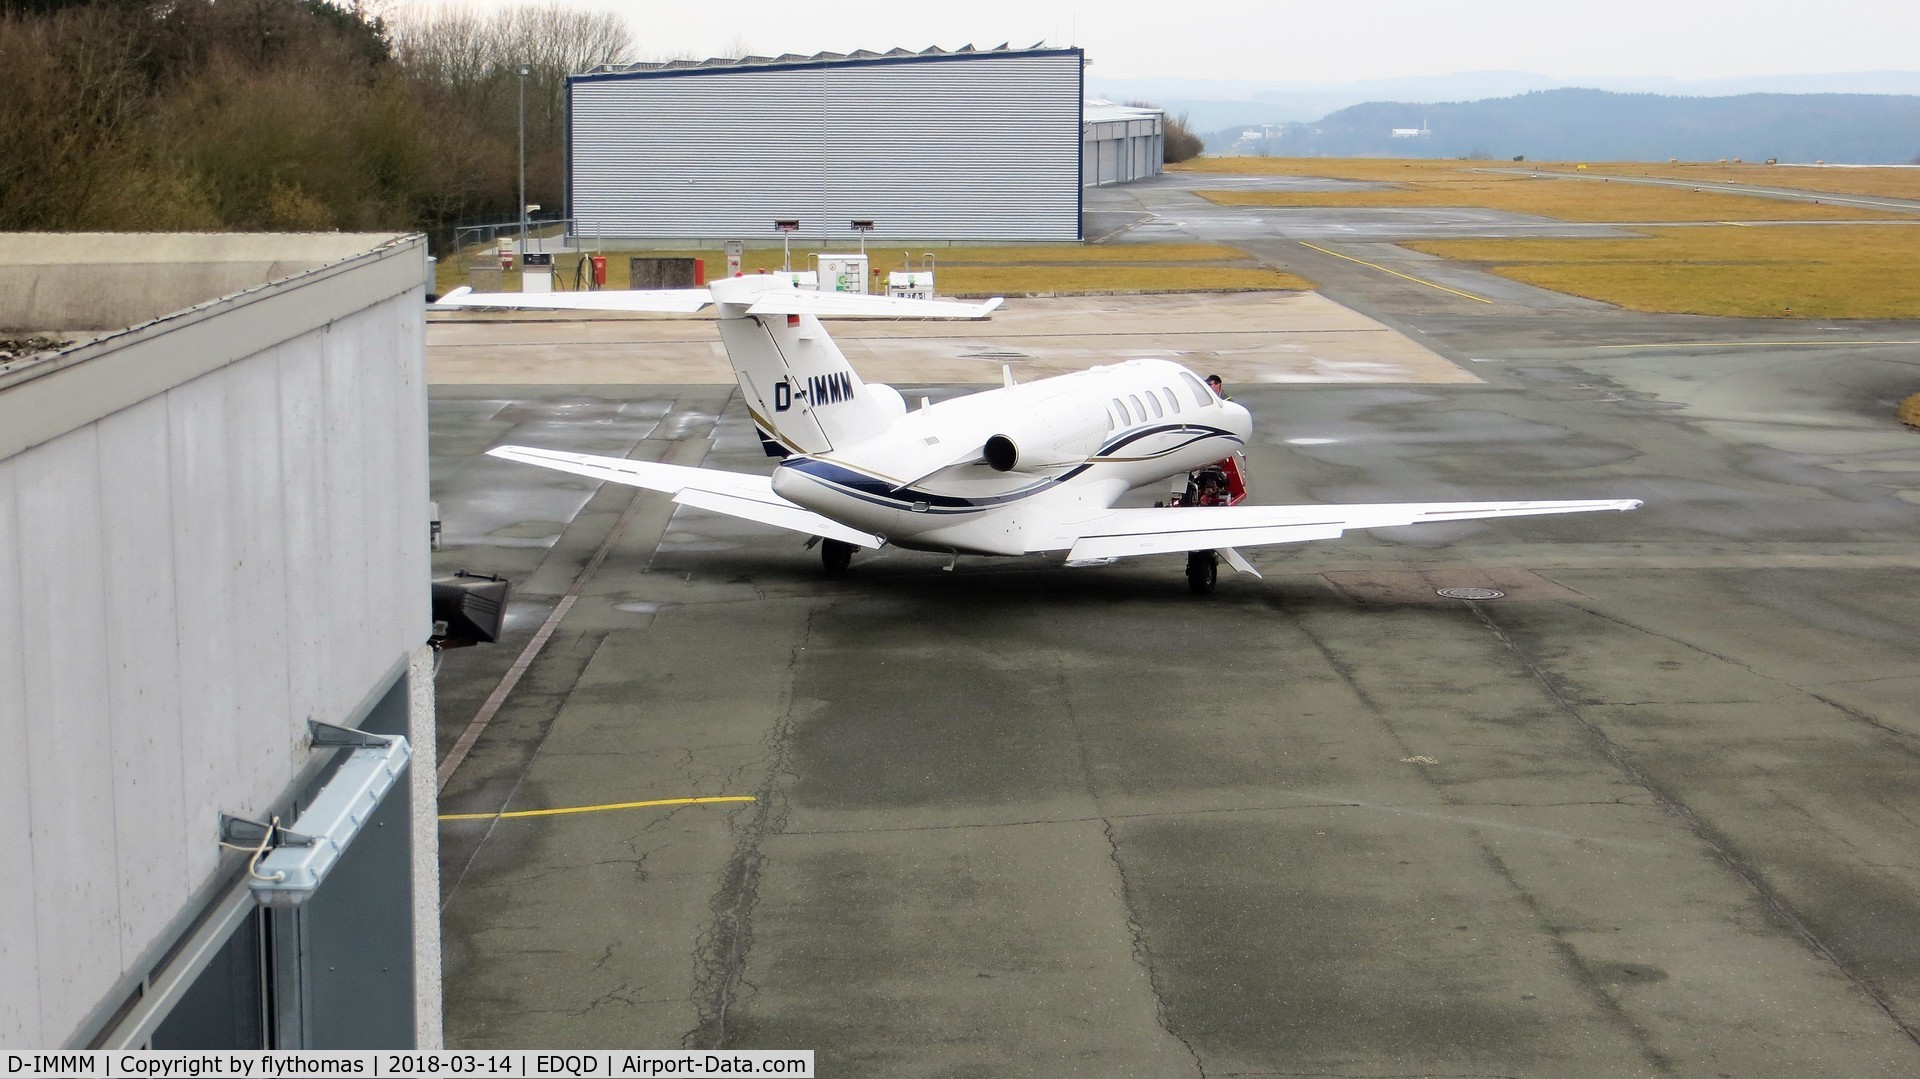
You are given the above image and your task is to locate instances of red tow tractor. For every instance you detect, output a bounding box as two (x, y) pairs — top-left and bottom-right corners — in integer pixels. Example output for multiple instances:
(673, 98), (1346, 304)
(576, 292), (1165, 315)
(1169, 451), (1249, 593)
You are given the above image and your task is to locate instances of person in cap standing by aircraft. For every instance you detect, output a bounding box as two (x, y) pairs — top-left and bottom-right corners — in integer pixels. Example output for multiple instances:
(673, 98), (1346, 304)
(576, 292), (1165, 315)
(1206, 374), (1231, 400)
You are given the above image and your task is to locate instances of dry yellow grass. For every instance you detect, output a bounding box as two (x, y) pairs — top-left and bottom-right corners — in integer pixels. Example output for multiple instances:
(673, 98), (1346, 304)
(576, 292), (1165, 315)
(437, 243), (1312, 298)
(901, 243), (1252, 264)
(1900, 393), (1920, 428)
(1553, 161), (1920, 202)
(937, 264), (1312, 296)
(1408, 224), (1920, 318)
(1196, 177), (1899, 222)
(1172, 157), (1491, 182)
(1176, 156), (1920, 202)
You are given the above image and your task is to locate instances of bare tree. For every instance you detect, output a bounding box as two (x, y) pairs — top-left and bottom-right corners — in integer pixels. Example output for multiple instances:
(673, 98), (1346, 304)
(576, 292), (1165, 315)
(391, 1), (630, 138)
(1127, 101), (1204, 163)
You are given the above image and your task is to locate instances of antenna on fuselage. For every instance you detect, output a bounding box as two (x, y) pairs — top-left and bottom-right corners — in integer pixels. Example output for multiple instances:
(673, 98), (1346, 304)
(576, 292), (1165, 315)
(1003, 365), (1016, 389)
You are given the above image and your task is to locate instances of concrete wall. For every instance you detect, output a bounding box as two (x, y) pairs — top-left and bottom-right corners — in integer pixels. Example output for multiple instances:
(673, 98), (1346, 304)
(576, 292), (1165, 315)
(0, 233), (420, 333)
(0, 234), (435, 1046)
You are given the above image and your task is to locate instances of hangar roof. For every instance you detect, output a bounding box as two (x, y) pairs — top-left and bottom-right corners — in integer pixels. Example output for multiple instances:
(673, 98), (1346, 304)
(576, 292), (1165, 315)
(580, 43), (1079, 80)
(1085, 99), (1164, 125)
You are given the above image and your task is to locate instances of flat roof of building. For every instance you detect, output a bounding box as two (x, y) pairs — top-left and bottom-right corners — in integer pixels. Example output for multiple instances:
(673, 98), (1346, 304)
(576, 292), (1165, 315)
(0, 232), (422, 459)
(579, 43), (1079, 81)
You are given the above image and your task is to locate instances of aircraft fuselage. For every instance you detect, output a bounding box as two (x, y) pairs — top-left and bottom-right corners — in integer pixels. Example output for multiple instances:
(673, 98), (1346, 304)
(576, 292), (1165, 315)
(769, 359), (1253, 554)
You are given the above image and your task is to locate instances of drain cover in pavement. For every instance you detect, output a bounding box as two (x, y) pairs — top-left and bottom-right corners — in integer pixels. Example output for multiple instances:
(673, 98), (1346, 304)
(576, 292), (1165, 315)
(1436, 587), (1505, 600)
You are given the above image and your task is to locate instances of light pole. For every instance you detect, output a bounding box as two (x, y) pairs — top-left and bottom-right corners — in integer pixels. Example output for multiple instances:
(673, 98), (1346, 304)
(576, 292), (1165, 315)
(517, 64), (529, 262)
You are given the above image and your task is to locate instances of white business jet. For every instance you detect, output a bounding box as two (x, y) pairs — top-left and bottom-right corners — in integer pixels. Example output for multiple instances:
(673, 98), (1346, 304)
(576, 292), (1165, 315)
(439, 275), (1639, 593)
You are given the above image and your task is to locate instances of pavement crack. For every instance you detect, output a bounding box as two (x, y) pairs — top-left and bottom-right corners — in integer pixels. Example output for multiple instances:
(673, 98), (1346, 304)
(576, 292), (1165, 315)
(1045, 617), (1205, 1078)
(683, 608), (807, 1050)
(1472, 602), (1920, 1050)
(568, 982), (644, 1017)
(1302, 606), (1677, 1069)
(1101, 815), (1207, 1079)
(1567, 603), (1918, 750)
(588, 942), (618, 971)
(1802, 689), (1920, 751)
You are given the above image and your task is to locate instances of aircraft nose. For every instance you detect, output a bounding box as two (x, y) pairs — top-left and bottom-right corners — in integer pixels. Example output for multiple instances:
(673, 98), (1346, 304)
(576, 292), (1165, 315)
(1223, 400), (1253, 439)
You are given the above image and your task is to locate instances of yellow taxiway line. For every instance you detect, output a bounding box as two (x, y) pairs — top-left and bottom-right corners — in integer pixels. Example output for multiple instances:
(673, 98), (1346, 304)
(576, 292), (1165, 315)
(440, 795), (756, 822)
(1298, 241), (1495, 304)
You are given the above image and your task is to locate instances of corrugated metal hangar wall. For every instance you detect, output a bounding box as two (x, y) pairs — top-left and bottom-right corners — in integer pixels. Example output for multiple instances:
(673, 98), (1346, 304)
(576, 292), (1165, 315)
(569, 47), (1086, 244)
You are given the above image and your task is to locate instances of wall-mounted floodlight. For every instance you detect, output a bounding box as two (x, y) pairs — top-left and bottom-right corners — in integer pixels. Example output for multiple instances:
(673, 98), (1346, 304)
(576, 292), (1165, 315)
(433, 570), (509, 648)
(225, 721), (411, 907)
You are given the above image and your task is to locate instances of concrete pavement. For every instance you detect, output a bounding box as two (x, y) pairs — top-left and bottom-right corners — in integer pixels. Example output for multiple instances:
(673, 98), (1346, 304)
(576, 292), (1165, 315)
(428, 177), (1920, 1076)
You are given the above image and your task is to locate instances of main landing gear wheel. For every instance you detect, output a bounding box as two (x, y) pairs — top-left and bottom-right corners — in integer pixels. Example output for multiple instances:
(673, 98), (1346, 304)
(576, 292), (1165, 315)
(820, 538), (855, 574)
(1186, 550), (1219, 595)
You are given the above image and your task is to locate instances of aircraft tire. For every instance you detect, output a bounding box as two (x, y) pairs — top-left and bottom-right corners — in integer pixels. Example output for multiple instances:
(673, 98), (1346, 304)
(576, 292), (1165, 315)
(1186, 550), (1218, 595)
(821, 538), (855, 574)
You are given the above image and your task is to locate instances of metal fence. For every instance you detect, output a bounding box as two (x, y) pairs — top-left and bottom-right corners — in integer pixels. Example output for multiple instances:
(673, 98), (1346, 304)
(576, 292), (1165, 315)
(447, 217), (578, 264)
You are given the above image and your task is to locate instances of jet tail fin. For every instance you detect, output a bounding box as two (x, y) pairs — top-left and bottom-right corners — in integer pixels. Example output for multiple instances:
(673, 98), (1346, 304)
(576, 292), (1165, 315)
(705, 277), (998, 456)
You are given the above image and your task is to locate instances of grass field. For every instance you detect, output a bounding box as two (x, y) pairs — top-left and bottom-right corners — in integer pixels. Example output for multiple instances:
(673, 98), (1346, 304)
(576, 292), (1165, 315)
(438, 243), (1313, 298)
(1173, 157), (1491, 182)
(1548, 161), (1920, 202)
(1193, 175), (1899, 222)
(1175, 157), (1920, 202)
(1175, 156), (1920, 318)
(1408, 224), (1920, 318)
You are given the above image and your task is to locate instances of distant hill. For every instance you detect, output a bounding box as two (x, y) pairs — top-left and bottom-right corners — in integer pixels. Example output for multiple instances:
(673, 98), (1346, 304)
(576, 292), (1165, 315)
(1205, 88), (1920, 163)
(1088, 69), (1920, 133)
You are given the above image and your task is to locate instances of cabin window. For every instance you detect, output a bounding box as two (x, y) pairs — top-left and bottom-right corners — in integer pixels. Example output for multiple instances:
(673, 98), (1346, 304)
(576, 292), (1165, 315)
(1129, 394), (1148, 422)
(1112, 398), (1129, 426)
(1181, 371), (1213, 406)
(1162, 388), (1181, 413)
(1145, 392), (1163, 418)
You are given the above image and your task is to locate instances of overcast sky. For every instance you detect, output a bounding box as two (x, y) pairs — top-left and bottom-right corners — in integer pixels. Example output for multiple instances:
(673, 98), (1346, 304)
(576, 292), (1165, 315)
(397, 0), (1920, 85)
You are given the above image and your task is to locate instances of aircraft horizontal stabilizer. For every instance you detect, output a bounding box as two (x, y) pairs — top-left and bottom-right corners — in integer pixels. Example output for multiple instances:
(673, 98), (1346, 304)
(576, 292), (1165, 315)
(431, 283), (1000, 319)
(1061, 498), (1642, 562)
(433, 287), (713, 313)
(485, 445), (882, 548)
(743, 291), (1002, 320)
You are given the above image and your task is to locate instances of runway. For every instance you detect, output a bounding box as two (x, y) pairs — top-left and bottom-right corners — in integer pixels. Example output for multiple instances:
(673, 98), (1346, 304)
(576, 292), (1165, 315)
(429, 181), (1920, 1075)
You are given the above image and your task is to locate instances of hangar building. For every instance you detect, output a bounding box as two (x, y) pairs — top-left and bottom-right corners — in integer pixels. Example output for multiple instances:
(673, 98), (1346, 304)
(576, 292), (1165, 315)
(0, 234), (440, 1049)
(1083, 100), (1167, 187)
(568, 45), (1164, 246)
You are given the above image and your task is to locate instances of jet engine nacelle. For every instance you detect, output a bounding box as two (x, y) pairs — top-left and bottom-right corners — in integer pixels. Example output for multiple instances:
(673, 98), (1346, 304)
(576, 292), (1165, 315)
(982, 392), (1111, 472)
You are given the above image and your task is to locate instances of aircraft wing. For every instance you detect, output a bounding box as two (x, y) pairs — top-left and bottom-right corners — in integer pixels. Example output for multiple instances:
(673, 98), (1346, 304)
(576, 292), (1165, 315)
(743, 291), (1003, 319)
(1054, 498), (1643, 563)
(486, 445), (883, 548)
(433, 286), (713, 313)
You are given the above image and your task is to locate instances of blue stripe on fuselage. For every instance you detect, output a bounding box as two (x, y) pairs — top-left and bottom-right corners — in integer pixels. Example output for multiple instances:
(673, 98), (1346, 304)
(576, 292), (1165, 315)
(778, 424), (1239, 514)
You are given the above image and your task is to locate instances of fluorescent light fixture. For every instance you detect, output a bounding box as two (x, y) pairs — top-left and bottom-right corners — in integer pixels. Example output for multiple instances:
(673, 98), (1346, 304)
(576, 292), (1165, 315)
(246, 727), (412, 907)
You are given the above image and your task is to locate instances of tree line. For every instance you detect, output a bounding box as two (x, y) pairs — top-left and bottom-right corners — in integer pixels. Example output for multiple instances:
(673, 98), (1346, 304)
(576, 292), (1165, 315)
(0, 0), (629, 248)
